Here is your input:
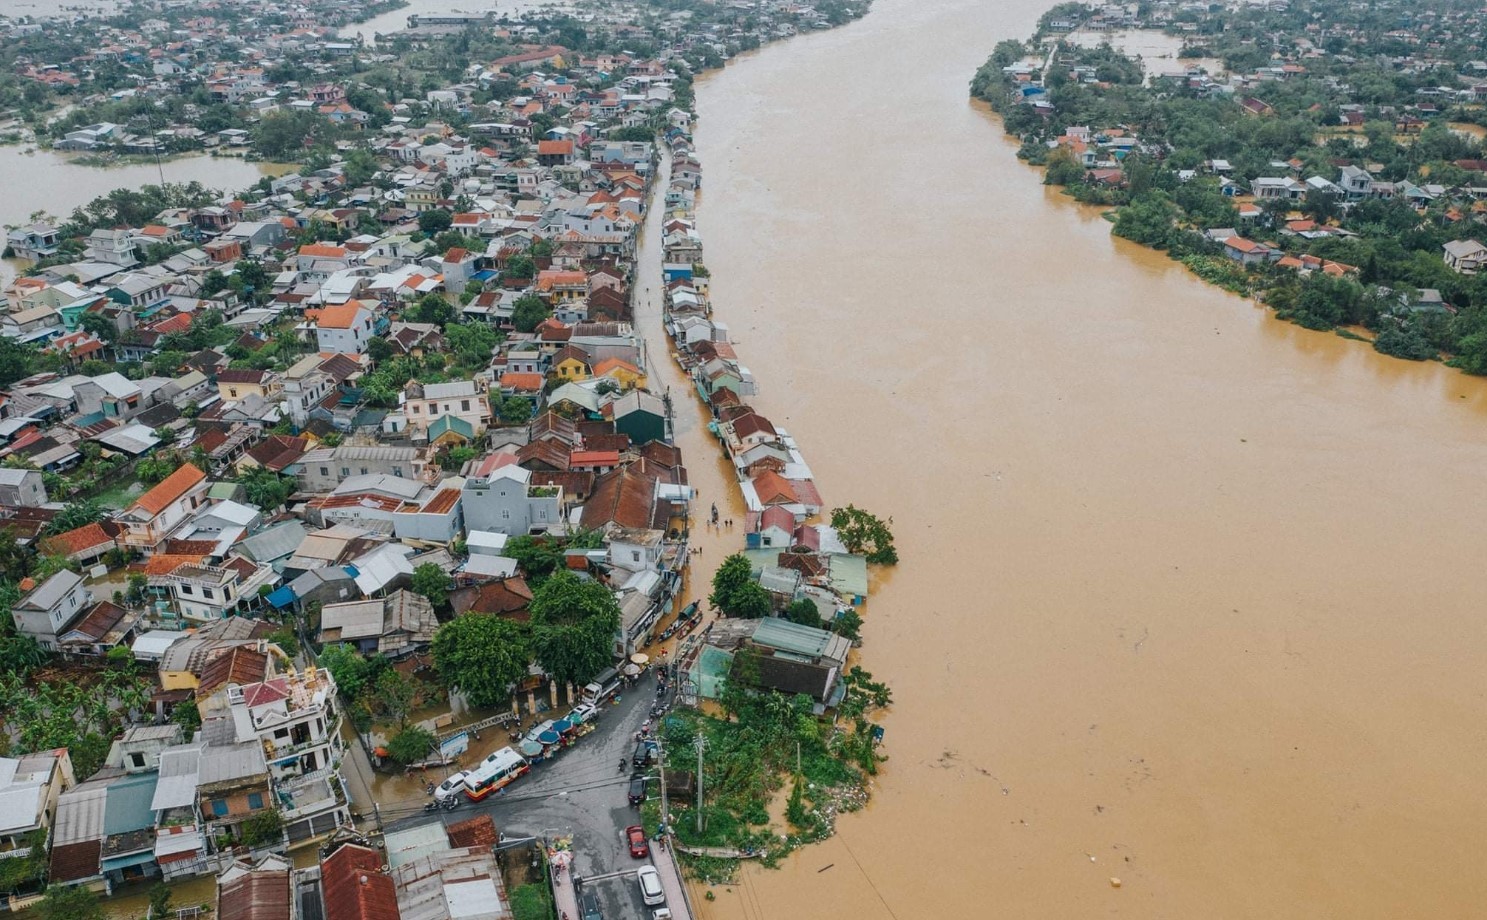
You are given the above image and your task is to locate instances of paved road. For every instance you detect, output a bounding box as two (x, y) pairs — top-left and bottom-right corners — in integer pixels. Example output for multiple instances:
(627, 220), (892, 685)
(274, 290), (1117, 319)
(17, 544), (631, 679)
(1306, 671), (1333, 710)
(386, 669), (675, 919)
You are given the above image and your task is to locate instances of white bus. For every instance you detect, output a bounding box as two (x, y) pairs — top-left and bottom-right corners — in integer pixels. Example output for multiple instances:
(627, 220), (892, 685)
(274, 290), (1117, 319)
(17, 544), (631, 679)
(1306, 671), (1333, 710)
(463, 746), (530, 801)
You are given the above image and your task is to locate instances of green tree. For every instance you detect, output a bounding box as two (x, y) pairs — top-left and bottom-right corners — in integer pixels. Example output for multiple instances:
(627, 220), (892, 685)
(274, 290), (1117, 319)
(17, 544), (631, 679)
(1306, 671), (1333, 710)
(410, 293), (457, 327)
(373, 668), (419, 728)
(317, 644), (387, 701)
(504, 535), (564, 582)
(1112, 191), (1177, 248)
(783, 599), (823, 629)
(499, 396), (532, 425)
(147, 883), (173, 920)
(510, 294), (549, 333)
(267, 627), (299, 659)
(38, 882), (103, 920)
(710, 553), (753, 614)
(238, 809), (284, 848)
(504, 255), (536, 283)
(418, 209), (453, 235)
(828, 505), (899, 565)
(386, 726), (437, 766)
(171, 699), (201, 735)
(431, 615), (529, 709)
(237, 466), (294, 512)
(527, 571), (621, 685)
(77, 312), (116, 344)
(367, 336), (395, 363)
(830, 609), (863, 642)
(411, 563), (452, 609)
(46, 499), (105, 535)
(729, 582), (772, 620)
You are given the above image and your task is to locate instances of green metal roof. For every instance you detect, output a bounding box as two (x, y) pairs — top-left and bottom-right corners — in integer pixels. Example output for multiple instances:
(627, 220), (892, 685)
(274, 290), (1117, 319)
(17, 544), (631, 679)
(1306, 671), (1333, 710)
(690, 646), (734, 700)
(428, 414), (474, 440)
(828, 553), (869, 598)
(753, 618), (838, 658)
(103, 772), (158, 836)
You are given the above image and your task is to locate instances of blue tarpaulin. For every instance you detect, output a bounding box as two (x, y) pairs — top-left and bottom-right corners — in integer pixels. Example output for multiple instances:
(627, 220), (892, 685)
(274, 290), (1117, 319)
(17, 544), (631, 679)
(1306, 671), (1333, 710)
(266, 585), (296, 609)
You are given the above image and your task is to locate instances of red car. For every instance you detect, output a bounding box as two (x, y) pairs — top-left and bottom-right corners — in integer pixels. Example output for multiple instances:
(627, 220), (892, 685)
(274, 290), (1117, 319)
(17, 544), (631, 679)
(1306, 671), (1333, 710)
(626, 824), (649, 858)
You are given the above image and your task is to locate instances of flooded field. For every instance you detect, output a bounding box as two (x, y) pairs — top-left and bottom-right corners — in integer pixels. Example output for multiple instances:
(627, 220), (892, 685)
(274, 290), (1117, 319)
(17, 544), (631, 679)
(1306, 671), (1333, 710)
(680, 0), (1487, 916)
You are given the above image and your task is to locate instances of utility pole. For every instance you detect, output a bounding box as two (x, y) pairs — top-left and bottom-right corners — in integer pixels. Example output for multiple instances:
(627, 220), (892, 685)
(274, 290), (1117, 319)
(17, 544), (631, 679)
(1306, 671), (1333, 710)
(657, 735), (668, 834)
(694, 734), (706, 834)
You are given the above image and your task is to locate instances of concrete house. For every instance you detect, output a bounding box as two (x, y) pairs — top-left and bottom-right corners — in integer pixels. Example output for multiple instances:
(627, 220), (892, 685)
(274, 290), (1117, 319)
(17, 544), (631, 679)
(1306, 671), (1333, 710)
(118, 464), (209, 553)
(461, 455), (561, 535)
(1443, 239), (1487, 274)
(13, 570), (91, 651)
(403, 380), (491, 437)
(314, 304), (374, 355)
(0, 468), (47, 507)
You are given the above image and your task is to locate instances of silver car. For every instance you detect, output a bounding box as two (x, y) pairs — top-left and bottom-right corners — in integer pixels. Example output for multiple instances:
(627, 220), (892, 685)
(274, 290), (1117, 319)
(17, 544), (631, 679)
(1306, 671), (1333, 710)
(637, 865), (665, 907)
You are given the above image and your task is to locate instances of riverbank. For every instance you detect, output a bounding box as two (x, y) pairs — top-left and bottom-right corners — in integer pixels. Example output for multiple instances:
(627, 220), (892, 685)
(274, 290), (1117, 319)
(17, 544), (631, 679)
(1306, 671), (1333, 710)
(971, 0), (1487, 377)
(642, 7), (897, 885)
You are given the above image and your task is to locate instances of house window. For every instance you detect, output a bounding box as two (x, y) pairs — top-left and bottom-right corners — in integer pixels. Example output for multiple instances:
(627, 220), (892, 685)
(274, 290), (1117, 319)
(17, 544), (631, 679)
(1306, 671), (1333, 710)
(632, 551), (640, 563)
(393, 468), (403, 477)
(247, 793), (264, 810)
(461, 399), (470, 411)
(203, 588), (215, 600)
(211, 799), (228, 817)
(229, 388), (238, 398)
(502, 510), (510, 519)
(341, 467), (350, 477)
(360, 467), (369, 475)
(130, 753), (146, 768)
(321, 467), (330, 477)
(181, 585), (193, 596)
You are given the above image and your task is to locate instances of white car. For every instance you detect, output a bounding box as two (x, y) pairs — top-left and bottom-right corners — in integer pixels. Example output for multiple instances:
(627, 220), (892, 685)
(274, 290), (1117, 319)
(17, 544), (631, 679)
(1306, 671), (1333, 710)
(637, 865), (665, 907)
(433, 770), (470, 803)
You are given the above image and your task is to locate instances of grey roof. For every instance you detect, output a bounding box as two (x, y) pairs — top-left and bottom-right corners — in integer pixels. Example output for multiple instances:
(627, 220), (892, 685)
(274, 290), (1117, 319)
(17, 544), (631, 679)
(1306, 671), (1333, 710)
(54, 779), (112, 845)
(320, 599), (383, 640)
(198, 740), (267, 787)
(18, 569), (82, 612)
(420, 380), (478, 400)
(751, 618), (851, 667)
(0, 468), (35, 486)
(333, 444), (419, 462)
(238, 521), (309, 564)
(151, 744), (203, 811)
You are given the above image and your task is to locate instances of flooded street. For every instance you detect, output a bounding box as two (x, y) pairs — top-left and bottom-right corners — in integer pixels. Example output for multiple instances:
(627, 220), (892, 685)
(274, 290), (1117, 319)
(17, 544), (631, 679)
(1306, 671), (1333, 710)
(682, 0), (1487, 916)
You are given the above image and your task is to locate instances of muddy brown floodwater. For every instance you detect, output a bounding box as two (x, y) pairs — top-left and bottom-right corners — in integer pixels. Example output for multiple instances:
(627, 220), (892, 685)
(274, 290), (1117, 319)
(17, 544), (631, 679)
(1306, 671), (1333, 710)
(678, 0), (1487, 916)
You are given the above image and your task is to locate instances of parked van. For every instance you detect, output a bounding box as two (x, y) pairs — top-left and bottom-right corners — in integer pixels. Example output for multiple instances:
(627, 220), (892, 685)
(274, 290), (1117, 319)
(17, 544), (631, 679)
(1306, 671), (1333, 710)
(581, 666), (622, 706)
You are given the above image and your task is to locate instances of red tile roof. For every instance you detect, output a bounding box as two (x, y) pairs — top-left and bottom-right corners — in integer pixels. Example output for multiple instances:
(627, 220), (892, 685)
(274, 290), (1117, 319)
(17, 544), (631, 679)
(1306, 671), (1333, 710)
(40, 522), (115, 559)
(219, 861), (291, 920)
(130, 464), (206, 517)
(322, 845), (400, 920)
(446, 814), (499, 849)
(197, 647), (270, 692)
(49, 840), (101, 883)
(317, 304), (368, 330)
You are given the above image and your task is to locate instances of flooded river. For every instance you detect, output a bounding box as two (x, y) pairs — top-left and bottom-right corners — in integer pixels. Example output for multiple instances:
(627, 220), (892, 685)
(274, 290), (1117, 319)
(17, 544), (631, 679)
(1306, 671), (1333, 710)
(0, 150), (280, 286)
(682, 0), (1487, 917)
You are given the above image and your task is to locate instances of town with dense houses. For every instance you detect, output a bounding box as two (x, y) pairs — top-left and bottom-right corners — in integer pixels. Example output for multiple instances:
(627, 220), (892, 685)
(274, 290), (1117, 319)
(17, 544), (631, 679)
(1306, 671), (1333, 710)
(972, 0), (1487, 371)
(0, 0), (886, 918)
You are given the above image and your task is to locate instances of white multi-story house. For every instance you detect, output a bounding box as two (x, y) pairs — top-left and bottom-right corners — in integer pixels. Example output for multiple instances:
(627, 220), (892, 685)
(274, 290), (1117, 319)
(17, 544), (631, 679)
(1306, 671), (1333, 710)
(215, 665), (350, 845)
(152, 557), (277, 623)
(402, 380), (491, 436)
(460, 455), (562, 535)
(13, 570), (91, 651)
(118, 464), (209, 553)
(314, 303), (374, 354)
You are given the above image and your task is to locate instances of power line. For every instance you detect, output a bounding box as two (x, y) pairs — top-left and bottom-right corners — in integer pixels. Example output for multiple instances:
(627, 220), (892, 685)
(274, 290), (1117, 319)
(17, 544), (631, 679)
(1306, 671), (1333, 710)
(839, 834), (900, 920)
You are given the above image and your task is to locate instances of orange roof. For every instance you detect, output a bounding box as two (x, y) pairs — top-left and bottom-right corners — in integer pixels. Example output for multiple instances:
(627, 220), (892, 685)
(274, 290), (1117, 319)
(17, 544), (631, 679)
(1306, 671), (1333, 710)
(570, 450), (620, 465)
(142, 553), (207, 576)
(537, 140), (573, 155)
(316, 303), (367, 329)
(41, 522), (114, 557)
(151, 313), (193, 335)
(592, 357), (640, 377)
(130, 464), (206, 517)
(299, 243), (348, 259)
(535, 270), (587, 292)
(500, 372), (544, 392)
